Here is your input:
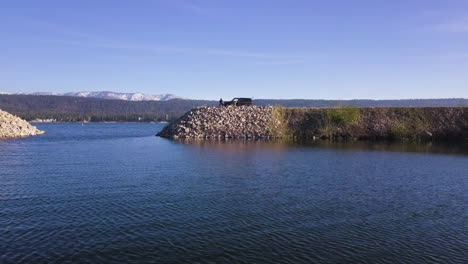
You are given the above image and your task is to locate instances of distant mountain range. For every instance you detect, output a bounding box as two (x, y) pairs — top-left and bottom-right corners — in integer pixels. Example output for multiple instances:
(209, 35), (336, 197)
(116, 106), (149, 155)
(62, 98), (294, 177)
(5, 91), (182, 101)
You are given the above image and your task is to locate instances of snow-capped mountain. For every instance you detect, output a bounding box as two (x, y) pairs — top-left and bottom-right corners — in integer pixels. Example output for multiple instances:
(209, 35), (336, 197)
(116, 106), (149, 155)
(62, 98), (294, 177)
(20, 91), (183, 101)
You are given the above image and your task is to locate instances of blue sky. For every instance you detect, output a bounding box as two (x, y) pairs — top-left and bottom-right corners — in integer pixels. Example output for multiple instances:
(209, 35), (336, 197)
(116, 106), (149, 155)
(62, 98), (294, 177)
(1, 0), (467, 100)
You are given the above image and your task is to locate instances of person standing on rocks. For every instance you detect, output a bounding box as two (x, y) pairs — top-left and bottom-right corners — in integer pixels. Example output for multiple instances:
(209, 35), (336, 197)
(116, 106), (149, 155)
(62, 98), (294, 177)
(219, 98), (224, 107)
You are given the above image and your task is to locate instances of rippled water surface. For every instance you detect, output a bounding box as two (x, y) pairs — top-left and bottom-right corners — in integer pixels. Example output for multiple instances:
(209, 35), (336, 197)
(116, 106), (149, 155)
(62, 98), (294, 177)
(1, 123), (467, 263)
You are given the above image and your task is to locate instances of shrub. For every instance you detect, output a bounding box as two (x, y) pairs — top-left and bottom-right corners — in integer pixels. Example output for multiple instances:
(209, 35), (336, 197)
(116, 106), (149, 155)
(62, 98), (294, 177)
(325, 106), (360, 126)
(269, 106), (290, 138)
(389, 113), (430, 141)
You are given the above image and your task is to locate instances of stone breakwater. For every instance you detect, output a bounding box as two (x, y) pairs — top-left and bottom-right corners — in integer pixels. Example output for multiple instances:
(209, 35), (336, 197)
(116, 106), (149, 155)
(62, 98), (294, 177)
(0, 109), (45, 138)
(283, 107), (468, 141)
(157, 106), (274, 139)
(157, 106), (468, 141)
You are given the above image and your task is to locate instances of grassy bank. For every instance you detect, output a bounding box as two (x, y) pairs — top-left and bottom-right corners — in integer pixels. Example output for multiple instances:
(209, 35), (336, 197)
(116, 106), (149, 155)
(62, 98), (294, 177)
(269, 106), (468, 142)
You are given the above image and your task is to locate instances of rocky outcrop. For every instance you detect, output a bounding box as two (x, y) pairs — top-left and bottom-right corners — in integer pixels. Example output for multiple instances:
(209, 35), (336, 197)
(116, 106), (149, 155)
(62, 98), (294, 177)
(157, 106), (274, 139)
(157, 106), (468, 141)
(0, 109), (45, 138)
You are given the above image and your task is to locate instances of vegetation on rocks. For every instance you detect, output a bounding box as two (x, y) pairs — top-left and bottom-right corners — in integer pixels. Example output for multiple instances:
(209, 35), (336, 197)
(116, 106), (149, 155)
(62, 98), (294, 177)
(157, 106), (468, 142)
(388, 108), (430, 140)
(269, 106), (290, 138)
(318, 106), (361, 139)
(0, 109), (44, 138)
(325, 106), (360, 126)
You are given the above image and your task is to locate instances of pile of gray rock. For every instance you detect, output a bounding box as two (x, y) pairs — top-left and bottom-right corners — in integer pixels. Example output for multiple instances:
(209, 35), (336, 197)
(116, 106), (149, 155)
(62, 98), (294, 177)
(0, 109), (45, 138)
(157, 106), (274, 139)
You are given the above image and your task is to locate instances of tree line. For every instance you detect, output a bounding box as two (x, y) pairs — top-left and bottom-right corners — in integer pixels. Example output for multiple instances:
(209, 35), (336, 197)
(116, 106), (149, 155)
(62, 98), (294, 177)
(0, 94), (466, 122)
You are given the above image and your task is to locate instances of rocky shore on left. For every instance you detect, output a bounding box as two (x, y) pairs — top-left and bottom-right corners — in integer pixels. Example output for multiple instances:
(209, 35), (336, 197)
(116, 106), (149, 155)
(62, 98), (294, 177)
(0, 109), (44, 138)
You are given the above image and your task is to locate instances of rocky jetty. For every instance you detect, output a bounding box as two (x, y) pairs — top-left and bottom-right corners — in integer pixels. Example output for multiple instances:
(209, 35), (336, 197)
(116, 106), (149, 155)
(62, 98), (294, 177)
(157, 106), (274, 138)
(283, 107), (468, 141)
(0, 109), (45, 138)
(157, 106), (468, 141)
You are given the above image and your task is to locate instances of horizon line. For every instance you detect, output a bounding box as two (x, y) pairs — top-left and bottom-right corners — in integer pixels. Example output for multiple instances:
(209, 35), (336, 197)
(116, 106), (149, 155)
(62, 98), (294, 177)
(1, 92), (467, 101)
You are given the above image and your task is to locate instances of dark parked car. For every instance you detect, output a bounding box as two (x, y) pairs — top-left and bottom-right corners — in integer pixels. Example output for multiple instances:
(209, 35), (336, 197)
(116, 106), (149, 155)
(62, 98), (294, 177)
(223, 98), (253, 106)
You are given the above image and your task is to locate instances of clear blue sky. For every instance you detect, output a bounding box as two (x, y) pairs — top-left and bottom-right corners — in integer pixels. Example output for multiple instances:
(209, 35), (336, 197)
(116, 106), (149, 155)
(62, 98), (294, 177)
(1, 0), (467, 100)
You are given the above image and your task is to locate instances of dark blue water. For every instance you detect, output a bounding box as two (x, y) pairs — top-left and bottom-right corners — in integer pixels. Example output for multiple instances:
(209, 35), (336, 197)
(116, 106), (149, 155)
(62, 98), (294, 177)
(1, 123), (467, 263)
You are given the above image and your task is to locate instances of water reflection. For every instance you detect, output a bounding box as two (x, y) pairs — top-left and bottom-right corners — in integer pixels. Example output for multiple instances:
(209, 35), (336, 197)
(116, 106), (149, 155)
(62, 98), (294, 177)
(173, 138), (468, 156)
(2, 123), (467, 263)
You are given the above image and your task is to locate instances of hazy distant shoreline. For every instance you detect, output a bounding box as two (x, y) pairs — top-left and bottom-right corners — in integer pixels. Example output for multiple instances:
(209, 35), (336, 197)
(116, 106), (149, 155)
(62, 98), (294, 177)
(1, 94), (467, 123)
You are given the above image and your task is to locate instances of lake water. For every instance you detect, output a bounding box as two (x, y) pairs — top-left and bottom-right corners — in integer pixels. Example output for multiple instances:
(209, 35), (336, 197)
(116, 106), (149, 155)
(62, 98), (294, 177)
(1, 123), (467, 263)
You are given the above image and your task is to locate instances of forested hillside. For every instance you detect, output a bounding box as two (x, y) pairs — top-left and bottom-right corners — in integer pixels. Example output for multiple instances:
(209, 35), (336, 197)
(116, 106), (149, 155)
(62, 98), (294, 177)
(0, 95), (214, 122)
(0, 94), (466, 122)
